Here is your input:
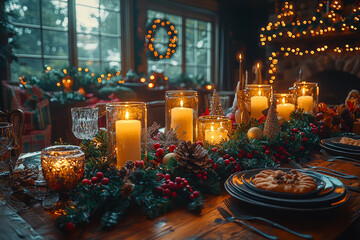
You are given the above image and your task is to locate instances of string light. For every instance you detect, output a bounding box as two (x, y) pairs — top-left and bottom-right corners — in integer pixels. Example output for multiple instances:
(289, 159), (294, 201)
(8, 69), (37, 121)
(205, 84), (213, 90)
(148, 82), (154, 88)
(140, 77), (146, 83)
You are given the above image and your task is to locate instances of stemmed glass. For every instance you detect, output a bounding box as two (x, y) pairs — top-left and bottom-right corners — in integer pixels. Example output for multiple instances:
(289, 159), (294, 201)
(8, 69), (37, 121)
(71, 107), (99, 140)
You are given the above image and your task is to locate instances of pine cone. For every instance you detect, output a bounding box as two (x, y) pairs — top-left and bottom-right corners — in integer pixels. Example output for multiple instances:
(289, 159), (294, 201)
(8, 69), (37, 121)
(121, 182), (134, 199)
(175, 141), (211, 173)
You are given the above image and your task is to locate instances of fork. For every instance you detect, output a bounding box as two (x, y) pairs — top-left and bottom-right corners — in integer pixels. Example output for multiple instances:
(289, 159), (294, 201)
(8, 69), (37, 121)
(217, 207), (278, 240)
(320, 149), (360, 166)
(300, 163), (358, 179)
(224, 198), (313, 239)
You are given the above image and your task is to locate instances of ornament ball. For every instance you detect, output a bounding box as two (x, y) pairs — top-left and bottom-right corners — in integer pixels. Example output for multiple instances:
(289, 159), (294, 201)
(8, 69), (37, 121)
(247, 127), (263, 140)
(163, 153), (177, 165)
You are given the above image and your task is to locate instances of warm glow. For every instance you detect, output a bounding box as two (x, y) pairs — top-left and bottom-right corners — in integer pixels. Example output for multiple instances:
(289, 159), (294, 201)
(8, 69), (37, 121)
(46, 66), (51, 71)
(150, 75), (155, 80)
(282, 97), (285, 104)
(238, 53), (242, 61)
(140, 77), (146, 83)
(302, 87), (306, 95)
(258, 90), (262, 96)
(148, 82), (154, 88)
(56, 82), (61, 87)
(164, 76), (168, 80)
(85, 68), (89, 72)
(78, 67), (82, 71)
(180, 100), (184, 107)
(257, 63), (260, 68)
(125, 111), (129, 120)
(206, 84), (213, 90)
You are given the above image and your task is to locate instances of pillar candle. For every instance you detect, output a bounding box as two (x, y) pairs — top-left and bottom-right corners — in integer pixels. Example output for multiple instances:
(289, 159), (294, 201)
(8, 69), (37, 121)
(171, 100), (193, 142)
(116, 112), (141, 168)
(297, 96), (314, 113)
(250, 92), (268, 119)
(277, 103), (295, 120)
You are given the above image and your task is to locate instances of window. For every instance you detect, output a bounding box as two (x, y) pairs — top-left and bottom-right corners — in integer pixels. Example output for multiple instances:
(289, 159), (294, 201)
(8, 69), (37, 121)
(6, 0), (121, 81)
(146, 9), (213, 82)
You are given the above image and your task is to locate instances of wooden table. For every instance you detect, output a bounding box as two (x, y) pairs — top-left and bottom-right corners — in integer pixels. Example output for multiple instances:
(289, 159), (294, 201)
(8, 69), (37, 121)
(3, 154), (360, 240)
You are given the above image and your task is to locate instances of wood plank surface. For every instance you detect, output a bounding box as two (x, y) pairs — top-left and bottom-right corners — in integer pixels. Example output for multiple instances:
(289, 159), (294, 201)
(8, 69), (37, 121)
(7, 154), (360, 240)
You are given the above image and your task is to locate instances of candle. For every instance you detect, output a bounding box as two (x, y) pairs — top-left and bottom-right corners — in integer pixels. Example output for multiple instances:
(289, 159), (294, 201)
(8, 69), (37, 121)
(116, 111), (141, 168)
(250, 90), (268, 119)
(171, 100), (193, 141)
(238, 53), (243, 89)
(256, 63), (262, 84)
(277, 98), (295, 120)
(205, 126), (228, 144)
(297, 88), (314, 113)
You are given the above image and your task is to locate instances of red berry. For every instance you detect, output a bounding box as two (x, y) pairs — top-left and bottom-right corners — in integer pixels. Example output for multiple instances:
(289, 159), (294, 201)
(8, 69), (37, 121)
(265, 150), (270, 155)
(301, 146), (305, 151)
(82, 178), (90, 185)
(212, 163), (219, 170)
(156, 148), (164, 157)
(186, 185), (192, 190)
(172, 191), (177, 198)
(164, 174), (171, 180)
(101, 177), (110, 185)
(262, 145), (267, 150)
(222, 154), (229, 159)
(175, 177), (182, 183)
(91, 177), (98, 184)
(183, 180), (189, 185)
(168, 181), (175, 189)
(290, 136), (295, 141)
(302, 137), (308, 142)
(203, 171), (207, 176)
(278, 146), (284, 152)
(197, 141), (203, 146)
(193, 191), (200, 198)
(229, 157), (235, 162)
(237, 153), (243, 158)
(155, 187), (163, 193)
(246, 153), (253, 159)
(164, 188), (171, 195)
(253, 150), (259, 155)
(169, 145), (176, 152)
(224, 159), (230, 165)
(153, 142), (161, 150)
(162, 183), (168, 188)
(65, 222), (75, 231)
(202, 175), (207, 181)
(189, 194), (195, 200)
(95, 172), (104, 180)
(239, 150), (246, 155)
(197, 173), (203, 179)
(212, 147), (218, 152)
(178, 183), (184, 189)
(300, 132), (305, 136)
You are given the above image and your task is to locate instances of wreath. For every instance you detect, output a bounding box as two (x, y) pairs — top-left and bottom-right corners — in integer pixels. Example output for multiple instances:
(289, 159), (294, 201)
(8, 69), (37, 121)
(146, 18), (178, 61)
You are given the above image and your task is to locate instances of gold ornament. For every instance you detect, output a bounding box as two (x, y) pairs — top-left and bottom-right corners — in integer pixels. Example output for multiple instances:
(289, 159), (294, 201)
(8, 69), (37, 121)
(210, 89), (224, 115)
(163, 152), (177, 165)
(247, 127), (263, 140)
(278, 116), (285, 126)
(263, 95), (281, 140)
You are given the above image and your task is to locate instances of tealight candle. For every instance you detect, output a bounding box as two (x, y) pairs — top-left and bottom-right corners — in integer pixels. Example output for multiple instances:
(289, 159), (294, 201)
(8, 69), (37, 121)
(277, 97), (295, 120)
(116, 111), (141, 168)
(170, 100), (194, 142)
(250, 90), (268, 119)
(204, 126), (228, 144)
(197, 116), (232, 145)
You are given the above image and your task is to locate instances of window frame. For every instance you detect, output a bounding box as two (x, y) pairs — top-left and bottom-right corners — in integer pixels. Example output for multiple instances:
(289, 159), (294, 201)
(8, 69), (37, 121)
(146, 0), (219, 84)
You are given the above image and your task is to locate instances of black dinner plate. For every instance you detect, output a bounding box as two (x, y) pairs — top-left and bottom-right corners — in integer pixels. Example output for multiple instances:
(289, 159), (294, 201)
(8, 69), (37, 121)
(320, 142), (360, 160)
(322, 137), (360, 153)
(241, 168), (326, 199)
(329, 136), (360, 150)
(226, 170), (346, 208)
(224, 181), (350, 212)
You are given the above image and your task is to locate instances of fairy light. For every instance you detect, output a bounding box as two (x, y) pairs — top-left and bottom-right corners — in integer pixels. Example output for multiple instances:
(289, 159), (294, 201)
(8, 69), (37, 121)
(140, 77), (146, 83)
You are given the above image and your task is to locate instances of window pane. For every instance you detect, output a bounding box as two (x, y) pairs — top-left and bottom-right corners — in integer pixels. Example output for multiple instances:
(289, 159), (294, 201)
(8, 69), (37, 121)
(14, 27), (42, 55)
(76, 5), (99, 33)
(43, 30), (68, 56)
(101, 37), (120, 61)
(44, 59), (68, 69)
(100, 9), (120, 35)
(102, 61), (121, 70)
(100, 0), (120, 11)
(186, 49), (194, 64)
(76, 0), (99, 8)
(196, 48), (209, 65)
(6, 0), (40, 25)
(197, 29), (210, 48)
(42, 0), (68, 29)
(79, 60), (100, 72)
(185, 28), (195, 47)
(11, 58), (43, 80)
(77, 34), (100, 59)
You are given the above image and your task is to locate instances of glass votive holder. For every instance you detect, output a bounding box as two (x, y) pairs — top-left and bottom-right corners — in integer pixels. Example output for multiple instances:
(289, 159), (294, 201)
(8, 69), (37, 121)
(274, 93), (296, 121)
(71, 106), (99, 140)
(106, 102), (147, 169)
(294, 82), (319, 114)
(245, 84), (272, 120)
(197, 116), (232, 144)
(41, 145), (85, 192)
(166, 90), (198, 142)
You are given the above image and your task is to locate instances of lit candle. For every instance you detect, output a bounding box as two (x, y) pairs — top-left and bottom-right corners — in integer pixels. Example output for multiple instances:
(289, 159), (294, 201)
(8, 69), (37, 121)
(171, 100), (193, 142)
(238, 53), (243, 89)
(115, 111), (141, 168)
(205, 125), (228, 144)
(297, 87), (314, 113)
(255, 63), (262, 84)
(250, 90), (268, 119)
(277, 97), (295, 120)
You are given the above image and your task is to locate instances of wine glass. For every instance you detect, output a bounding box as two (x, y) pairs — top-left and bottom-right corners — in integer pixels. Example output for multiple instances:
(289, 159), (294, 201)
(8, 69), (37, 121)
(0, 122), (13, 159)
(71, 107), (99, 140)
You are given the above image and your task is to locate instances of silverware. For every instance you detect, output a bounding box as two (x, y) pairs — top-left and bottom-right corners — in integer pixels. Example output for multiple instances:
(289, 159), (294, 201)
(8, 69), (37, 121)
(300, 163), (358, 179)
(224, 198), (313, 239)
(320, 150), (360, 166)
(217, 207), (278, 240)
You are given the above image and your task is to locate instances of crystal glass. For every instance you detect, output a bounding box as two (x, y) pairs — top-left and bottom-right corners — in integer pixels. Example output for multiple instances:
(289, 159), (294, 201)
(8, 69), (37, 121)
(294, 82), (319, 114)
(106, 102), (147, 169)
(197, 116), (232, 145)
(166, 90), (198, 142)
(0, 123), (13, 158)
(41, 145), (85, 192)
(273, 93), (296, 121)
(245, 84), (272, 120)
(71, 107), (99, 140)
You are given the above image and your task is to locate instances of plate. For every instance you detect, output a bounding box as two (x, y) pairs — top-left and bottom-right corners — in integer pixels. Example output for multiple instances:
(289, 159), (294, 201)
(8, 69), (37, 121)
(320, 143), (360, 160)
(224, 182), (350, 212)
(322, 138), (360, 153)
(329, 136), (360, 150)
(225, 170), (346, 208)
(241, 168), (326, 199)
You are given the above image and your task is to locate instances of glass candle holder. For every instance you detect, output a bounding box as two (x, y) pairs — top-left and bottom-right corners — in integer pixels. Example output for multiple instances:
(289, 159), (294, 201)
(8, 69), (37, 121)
(245, 84), (272, 119)
(106, 102), (147, 169)
(71, 106), (99, 140)
(41, 145), (85, 192)
(166, 90), (198, 142)
(294, 82), (319, 114)
(274, 93), (296, 121)
(197, 116), (232, 144)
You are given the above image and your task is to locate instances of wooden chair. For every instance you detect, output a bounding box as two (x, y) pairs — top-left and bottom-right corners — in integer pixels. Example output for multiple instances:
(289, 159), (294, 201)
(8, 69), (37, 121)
(147, 100), (165, 127)
(0, 109), (24, 157)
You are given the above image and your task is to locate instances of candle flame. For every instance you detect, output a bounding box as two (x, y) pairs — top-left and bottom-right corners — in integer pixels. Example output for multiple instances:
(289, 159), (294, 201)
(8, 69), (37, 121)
(211, 126), (214, 131)
(302, 87), (305, 96)
(239, 53), (242, 61)
(257, 62), (260, 68)
(180, 100), (183, 107)
(258, 90), (262, 96)
(282, 97), (285, 104)
(125, 111), (129, 120)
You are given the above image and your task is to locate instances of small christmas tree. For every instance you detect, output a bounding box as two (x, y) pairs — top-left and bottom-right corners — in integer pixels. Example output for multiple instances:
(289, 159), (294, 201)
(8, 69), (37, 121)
(210, 89), (224, 115)
(263, 95), (280, 140)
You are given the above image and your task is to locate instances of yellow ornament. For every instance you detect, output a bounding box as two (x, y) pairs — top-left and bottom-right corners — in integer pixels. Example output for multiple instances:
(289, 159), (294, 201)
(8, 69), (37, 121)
(163, 153), (177, 165)
(278, 116), (285, 126)
(247, 127), (263, 140)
